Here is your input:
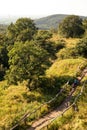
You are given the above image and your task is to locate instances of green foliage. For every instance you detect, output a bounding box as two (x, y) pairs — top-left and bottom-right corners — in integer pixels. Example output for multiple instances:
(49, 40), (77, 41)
(0, 34), (9, 80)
(57, 47), (77, 59)
(55, 39), (66, 50)
(0, 83), (45, 129)
(34, 32), (65, 60)
(83, 19), (87, 30)
(0, 44), (8, 67)
(75, 38), (87, 58)
(47, 58), (86, 77)
(7, 18), (37, 43)
(48, 83), (87, 130)
(5, 41), (50, 89)
(58, 15), (85, 38)
(34, 30), (55, 57)
(34, 30), (52, 41)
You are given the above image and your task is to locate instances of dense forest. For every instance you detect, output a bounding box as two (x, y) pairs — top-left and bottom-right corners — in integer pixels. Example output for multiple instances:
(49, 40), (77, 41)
(0, 15), (87, 130)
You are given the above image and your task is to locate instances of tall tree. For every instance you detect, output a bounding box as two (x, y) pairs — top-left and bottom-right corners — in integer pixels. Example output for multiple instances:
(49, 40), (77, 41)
(58, 15), (84, 38)
(5, 41), (50, 89)
(75, 38), (87, 58)
(0, 34), (9, 80)
(7, 18), (37, 43)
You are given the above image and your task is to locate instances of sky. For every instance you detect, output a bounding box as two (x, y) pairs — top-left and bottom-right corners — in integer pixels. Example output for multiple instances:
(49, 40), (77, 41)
(0, 0), (87, 18)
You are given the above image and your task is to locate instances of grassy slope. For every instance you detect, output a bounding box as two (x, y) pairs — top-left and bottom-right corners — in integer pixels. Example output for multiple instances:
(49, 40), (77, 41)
(48, 83), (87, 130)
(50, 33), (80, 48)
(46, 58), (85, 77)
(0, 34), (87, 129)
(0, 57), (86, 129)
(0, 82), (53, 129)
(46, 58), (87, 130)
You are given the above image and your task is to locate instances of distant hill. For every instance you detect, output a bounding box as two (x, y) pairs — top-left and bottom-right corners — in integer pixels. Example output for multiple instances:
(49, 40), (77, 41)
(0, 14), (86, 30)
(0, 16), (18, 25)
(34, 14), (87, 30)
(34, 14), (68, 30)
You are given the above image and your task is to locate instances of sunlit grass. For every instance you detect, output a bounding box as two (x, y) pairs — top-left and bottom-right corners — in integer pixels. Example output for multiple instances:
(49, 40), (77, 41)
(50, 33), (80, 48)
(47, 78), (87, 130)
(0, 82), (54, 129)
(0, 34), (87, 129)
(46, 58), (86, 77)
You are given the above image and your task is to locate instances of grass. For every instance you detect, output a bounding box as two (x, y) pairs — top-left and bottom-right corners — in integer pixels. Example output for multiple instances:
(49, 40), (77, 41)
(0, 80), (67, 129)
(0, 82), (55, 129)
(0, 40), (87, 129)
(46, 79), (87, 130)
(0, 56), (86, 129)
(46, 58), (86, 77)
(50, 33), (80, 48)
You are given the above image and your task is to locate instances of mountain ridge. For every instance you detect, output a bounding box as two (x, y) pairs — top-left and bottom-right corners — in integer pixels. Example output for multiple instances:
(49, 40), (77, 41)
(34, 14), (87, 30)
(0, 14), (87, 30)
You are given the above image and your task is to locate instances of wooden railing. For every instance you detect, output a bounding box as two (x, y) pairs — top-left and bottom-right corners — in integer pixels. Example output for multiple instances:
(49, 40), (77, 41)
(10, 82), (68, 130)
(10, 62), (86, 130)
(41, 80), (86, 130)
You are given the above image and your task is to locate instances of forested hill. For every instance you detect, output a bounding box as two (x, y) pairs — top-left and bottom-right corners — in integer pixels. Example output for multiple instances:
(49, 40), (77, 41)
(34, 14), (68, 30)
(34, 14), (87, 30)
(0, 14), (86, 30)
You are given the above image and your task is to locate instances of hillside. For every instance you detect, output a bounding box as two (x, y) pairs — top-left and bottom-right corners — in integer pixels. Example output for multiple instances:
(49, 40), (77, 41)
(0, 15), (87, 129)
(34, 14), (68, 30)
(0, 16), (18, 24)
(0, 58), (87, 129)
(34, 14), (87, 30)
(0, 14), (86, 30)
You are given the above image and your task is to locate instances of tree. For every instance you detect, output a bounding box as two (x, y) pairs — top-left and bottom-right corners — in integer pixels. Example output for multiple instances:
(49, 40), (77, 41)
(34, 30), (52, 41)
(0, 34), (9, 80)
(58, 15), (85, 38)
(75, 38), (87, 58)
(83, 19), (87, 36)
(5, 41), (50, 89)
(7, 18), (37, 43)
(83, 19), (87, 29)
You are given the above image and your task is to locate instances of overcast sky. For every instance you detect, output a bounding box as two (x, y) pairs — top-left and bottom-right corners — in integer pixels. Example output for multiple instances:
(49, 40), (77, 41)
(0, 0), (87, 18)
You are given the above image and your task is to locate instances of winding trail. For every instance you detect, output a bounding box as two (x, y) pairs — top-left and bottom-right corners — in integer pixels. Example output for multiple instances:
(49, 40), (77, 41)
(28, 69), (87, 130)
(10, 67), (87, 130)
(28, 89), (75, 130)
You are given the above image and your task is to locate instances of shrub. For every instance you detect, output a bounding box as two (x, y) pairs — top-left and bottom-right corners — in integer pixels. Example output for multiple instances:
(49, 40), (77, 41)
(75, 38), (87, 58)
(55, 39), (66, 50)
(58, 15), (85, 38)
(57, 47), (77, 59)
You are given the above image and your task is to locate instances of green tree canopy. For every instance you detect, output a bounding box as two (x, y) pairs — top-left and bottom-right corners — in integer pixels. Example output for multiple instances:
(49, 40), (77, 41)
(75, 38), (87, 58)
(58, 15), (85, 38)
(7, 18), (37, 43)
(34, 30), (52, 41)
(5, 41), (50, 89)
(0, 34), (9, 80)
(34, 30), (65, 60)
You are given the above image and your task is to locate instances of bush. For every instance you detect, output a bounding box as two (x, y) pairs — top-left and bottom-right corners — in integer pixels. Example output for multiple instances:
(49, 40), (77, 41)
(57, 47), (77, 59)
(58, 15), (85, 38)
(55, 39), (66, 50)
(75, 38), (87, 58)
(38, 76), (61, 94)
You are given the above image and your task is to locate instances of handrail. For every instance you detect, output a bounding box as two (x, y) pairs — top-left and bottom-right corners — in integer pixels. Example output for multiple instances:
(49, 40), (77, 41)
(41, 80), (86, 130)
(10, 83), (67, 130)
(10, 62), (86, 130)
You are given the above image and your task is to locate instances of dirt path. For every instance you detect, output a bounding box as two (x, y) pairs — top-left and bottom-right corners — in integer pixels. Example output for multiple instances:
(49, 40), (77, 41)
(28, 89), (75, 130)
